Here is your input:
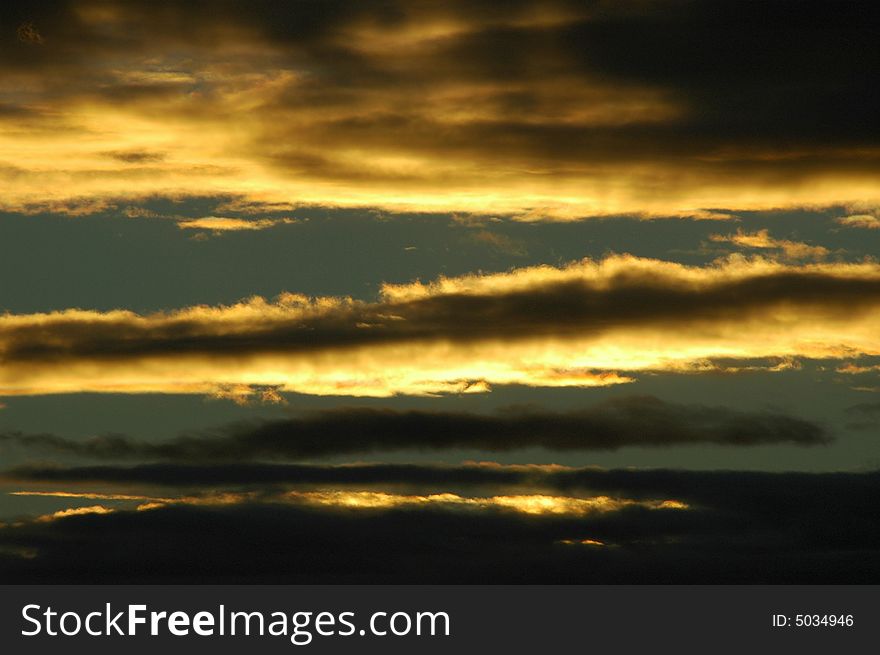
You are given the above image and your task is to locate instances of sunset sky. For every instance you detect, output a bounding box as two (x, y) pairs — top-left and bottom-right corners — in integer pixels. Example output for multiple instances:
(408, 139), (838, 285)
(1, 0), (879, 582)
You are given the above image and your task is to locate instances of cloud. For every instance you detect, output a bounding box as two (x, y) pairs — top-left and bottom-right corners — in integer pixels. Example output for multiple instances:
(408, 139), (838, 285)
(1, 461), (572, 489)
(103, 149), (165, 164)
(34, 505), (114, 523)
(120, 206), (300, 233)
(837, 214), (880, 229)
(1, 255), (880, 396)
(2, 467), (878, 582)
(15, 22), (43, 45)
(466, 230), (528, 256)
(836, 362), (880, 375)
(708, 229), (830, 261)
(206, 384), (287, 406)
(176, 217), (297, 232)
(7, 463), (879, 527)
(9, 487), (685, 519)
(9, 462), (875, 509)
(1, 1), (879, 217)
(0, 396), (830, 463)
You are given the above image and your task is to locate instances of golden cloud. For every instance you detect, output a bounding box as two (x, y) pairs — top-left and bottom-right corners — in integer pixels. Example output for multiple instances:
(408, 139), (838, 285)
(709, 229), (830, 261)
(8, 488), (689, 519)
(837, 214), (880, 230)
(1, 2), (878, 219)
(176, 217), (296, 232)
(0, 255), (879, 397)
(282, 490), (688, 516)
(35, 505), (114, 523)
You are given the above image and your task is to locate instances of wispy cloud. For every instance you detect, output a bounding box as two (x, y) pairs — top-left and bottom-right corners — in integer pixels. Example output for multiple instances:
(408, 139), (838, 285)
(837, 214), (880, 230)
(709, 229), (830, 260)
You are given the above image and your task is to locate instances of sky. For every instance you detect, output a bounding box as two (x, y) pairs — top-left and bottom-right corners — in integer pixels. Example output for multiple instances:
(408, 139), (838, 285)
(1, 0), (880, 582)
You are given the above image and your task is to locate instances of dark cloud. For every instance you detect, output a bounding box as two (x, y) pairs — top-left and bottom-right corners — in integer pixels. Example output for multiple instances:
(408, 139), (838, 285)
(2, 467), (879, 583)
(561, 2), (879, 139)
(3, 462), (877, 582)
(2, 461), (509, 488)
(0, 396), (830, 462)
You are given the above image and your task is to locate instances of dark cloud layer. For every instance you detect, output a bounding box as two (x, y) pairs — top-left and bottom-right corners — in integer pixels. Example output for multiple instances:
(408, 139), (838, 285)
(0, 396), (830, 461)
(2, 467), (880, 583)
